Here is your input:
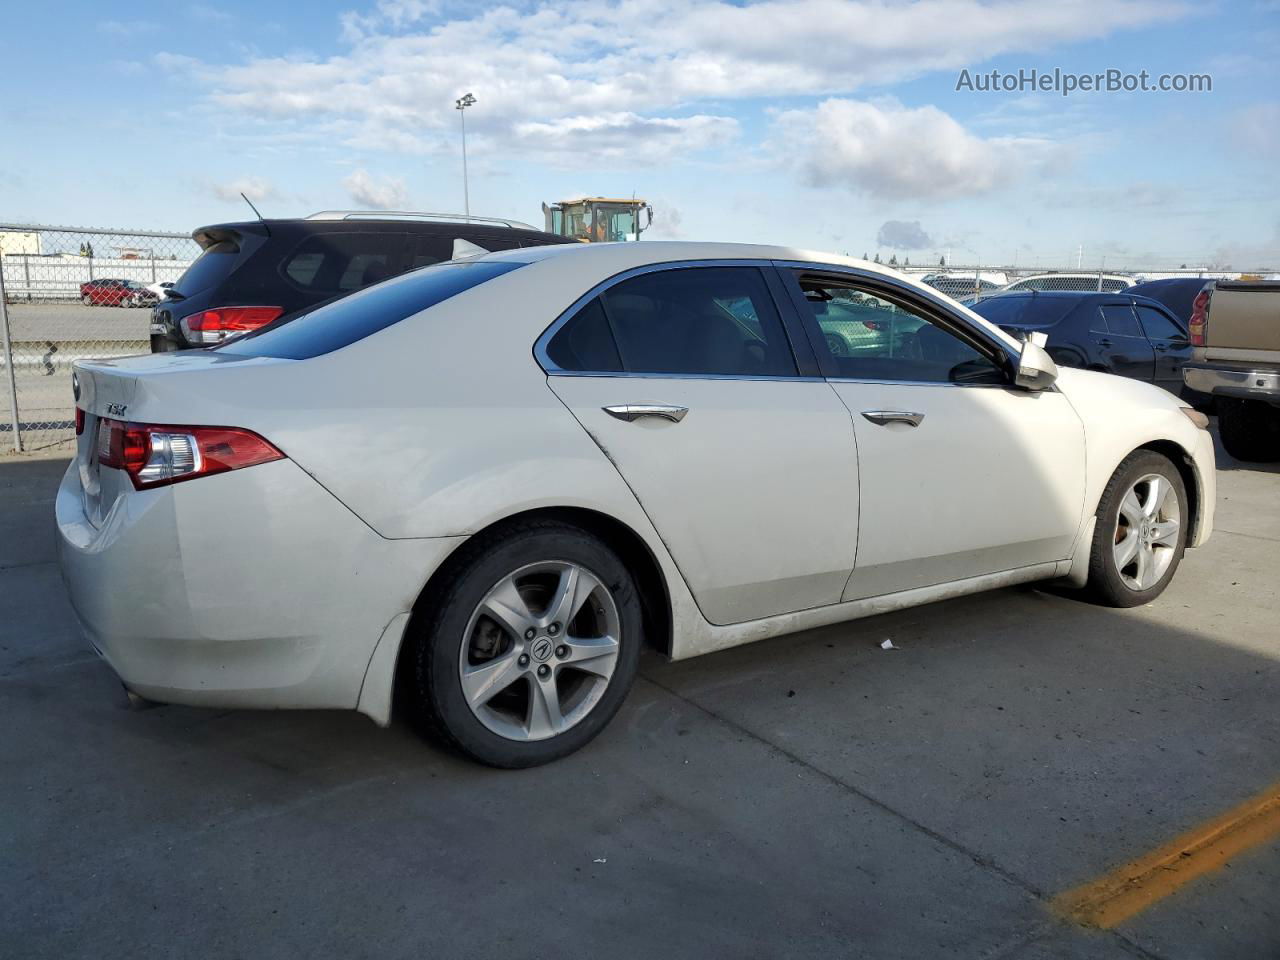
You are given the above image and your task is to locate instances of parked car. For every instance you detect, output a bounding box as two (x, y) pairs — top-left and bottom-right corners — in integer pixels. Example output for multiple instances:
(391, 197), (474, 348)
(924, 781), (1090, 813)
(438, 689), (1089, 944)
(79, 278), (158, 308)
(1183, 279), (1280, 461)
(1126, 277), (1214, 326)
(149, 210), (575, 351)
(925, 276), (1003, 298)
(971, 291), (1194, 398)
(145, 280), (175, 300)
(995, 273), (1136, 295)
(60, 242), (1215, 767)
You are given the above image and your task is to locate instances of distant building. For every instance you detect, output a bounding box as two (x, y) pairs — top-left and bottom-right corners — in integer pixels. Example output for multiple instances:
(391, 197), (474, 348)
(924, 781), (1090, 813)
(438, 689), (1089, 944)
(0, 230), (41, 256)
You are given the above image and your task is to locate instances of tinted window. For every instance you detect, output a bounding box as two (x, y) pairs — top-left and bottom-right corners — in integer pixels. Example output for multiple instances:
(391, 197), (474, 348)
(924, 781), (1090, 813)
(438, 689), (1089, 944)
(174, 240), (242, 296)
(797, 275), (1004, 384)
(219, 260), (523, 360)
(1100, 304), (1142, 337)
(971, 296), (1076, 328)
(279, 232), (410, 295)
(1135, 304), (1186, 341)
(545, 298), (623, 372)
(551, 267), (797, 377)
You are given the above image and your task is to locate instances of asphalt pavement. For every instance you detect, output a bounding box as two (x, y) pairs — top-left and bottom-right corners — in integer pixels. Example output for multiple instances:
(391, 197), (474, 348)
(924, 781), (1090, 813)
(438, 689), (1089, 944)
(1, 432), (1277, 959)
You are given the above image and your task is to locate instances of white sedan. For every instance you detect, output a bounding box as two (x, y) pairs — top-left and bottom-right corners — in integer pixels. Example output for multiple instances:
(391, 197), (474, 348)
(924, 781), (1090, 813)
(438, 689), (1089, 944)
(57, 242), (1215, 767)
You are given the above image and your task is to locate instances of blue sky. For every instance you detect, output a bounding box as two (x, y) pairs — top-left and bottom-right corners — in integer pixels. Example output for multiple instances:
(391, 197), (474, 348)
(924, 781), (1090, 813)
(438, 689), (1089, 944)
(1, 0), (1277, 268)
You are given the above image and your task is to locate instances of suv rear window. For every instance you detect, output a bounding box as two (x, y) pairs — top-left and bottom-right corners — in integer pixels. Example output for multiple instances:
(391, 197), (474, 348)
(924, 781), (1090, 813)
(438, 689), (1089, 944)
(219, 260), (524, 360)
(174, 239), (242, 296)
(971, 296), (1076, 328)
(280, 232), (418, 296)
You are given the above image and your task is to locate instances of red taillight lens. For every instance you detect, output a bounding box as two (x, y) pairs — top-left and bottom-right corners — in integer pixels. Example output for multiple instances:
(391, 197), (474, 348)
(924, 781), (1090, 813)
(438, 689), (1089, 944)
(97, 418), (284, 489)
(182, 306), (284, 344)
(862, 319), (883, 331)
(1188, 290), (1210, 346)
(75, 407), (85, 436)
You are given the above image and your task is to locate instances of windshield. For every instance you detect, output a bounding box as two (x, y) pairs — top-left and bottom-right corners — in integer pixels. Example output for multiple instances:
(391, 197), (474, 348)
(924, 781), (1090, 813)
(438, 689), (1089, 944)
(218, 259), (524, 360)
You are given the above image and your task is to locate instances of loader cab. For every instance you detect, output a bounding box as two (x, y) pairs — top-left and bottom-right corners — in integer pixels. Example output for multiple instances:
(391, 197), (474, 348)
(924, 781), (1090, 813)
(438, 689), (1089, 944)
(542, 198), (653, 243)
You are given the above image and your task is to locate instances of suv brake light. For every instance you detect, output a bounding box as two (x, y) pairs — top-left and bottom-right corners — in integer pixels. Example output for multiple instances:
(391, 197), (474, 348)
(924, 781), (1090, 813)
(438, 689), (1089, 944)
(1188, 289), (1210, 346)
(97, 418), (284, 489)
(181, 306), (284, 344)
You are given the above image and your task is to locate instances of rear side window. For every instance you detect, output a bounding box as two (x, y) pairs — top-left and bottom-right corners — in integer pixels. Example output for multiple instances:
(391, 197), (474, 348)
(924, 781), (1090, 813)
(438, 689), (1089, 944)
(174, 240), (242, 296)
(1135, 304), (1186, 341)
(219, 260), (523, 360)
(279, 232), (411, 295)
(544, 267), (797, 377)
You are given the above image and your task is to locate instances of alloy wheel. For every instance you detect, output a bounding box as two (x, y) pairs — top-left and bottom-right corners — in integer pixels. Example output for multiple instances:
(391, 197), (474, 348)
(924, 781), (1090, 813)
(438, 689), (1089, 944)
(458, 560), (620, 741)
(1112, 473), (1181, 591)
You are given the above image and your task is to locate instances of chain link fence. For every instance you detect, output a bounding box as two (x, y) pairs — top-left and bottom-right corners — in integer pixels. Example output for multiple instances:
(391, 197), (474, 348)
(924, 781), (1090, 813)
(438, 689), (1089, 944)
(1, 224), (198, 452)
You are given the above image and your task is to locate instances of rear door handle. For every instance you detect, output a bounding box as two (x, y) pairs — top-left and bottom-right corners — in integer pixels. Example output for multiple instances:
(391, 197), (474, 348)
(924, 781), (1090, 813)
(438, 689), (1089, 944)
(603, 403), (689, 423)
(861, 410), (924, 428)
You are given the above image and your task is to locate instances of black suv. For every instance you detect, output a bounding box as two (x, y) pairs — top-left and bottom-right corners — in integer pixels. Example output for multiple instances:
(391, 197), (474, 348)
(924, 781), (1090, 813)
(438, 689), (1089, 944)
(150, 211), (574, 351)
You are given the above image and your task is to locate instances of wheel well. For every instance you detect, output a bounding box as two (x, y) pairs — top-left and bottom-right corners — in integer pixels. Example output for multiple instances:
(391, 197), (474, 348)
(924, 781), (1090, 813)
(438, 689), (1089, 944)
(391, 507), (674, 715)
(1138, 439), (1201, 543)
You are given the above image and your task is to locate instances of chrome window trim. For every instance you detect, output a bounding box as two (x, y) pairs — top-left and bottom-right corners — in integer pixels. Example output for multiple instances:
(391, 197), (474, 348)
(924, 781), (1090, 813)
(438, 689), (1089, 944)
(534, 258), (808, 380)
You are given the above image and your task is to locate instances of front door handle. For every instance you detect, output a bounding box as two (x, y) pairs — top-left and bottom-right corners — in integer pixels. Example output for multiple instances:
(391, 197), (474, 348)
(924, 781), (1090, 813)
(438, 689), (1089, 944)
(861, 409), (924, 428)
(603, 403), (689, 423)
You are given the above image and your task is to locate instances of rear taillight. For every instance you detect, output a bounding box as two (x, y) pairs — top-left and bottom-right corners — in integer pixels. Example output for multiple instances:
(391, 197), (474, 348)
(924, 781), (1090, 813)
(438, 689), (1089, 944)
(75, 407), (85, 436)
(1188, 289), (1210, 346)
(181, 306), (284, 345)
(97, 419), (284, 489)
(863, 319), (884, 331)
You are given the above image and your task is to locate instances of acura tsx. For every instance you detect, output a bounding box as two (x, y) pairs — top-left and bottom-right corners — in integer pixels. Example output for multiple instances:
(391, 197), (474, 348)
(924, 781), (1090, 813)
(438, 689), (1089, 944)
(57, 242), (1216, 767)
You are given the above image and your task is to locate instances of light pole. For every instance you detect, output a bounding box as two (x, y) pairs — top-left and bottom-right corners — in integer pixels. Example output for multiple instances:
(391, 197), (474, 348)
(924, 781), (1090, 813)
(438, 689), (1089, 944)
(455, 92), (476, 219)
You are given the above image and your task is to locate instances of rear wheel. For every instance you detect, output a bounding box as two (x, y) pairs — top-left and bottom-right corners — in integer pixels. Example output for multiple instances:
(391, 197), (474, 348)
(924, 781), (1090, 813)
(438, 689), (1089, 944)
(1084, 451), (1187, 607)
(1218, 398), (1280, 463)
(412, 519), (642, 768)
(81, 294), (92, 306)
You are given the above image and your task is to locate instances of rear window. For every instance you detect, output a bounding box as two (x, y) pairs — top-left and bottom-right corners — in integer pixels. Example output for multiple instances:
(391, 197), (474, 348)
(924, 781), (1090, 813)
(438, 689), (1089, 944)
(971, 296), (1076, 328)
(218, 260), (523, 360)
(280, 232), (413, 296)
(174, 240), (242, 296)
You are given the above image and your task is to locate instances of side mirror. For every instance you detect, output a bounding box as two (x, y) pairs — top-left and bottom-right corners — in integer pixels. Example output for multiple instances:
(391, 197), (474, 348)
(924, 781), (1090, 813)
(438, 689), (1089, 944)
(1015, 333), (1058, 391)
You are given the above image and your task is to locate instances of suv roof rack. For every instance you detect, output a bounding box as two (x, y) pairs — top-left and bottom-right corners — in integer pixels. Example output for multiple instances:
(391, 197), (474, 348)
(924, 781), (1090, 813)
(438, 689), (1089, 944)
(304, 210), (537, 230)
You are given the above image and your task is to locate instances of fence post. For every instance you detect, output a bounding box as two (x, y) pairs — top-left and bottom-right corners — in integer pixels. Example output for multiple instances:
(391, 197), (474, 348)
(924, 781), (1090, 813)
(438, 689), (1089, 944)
(0, 261), (22, 452)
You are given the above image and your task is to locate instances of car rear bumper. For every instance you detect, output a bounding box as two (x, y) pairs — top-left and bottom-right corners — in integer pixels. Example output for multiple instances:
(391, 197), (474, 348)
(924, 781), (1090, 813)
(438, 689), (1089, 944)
(1183, 363), (1280, 405)
(55, 457), (462, 715)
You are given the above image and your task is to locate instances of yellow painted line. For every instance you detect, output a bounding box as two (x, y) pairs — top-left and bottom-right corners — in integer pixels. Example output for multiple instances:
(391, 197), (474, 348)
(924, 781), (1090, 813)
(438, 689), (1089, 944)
(1052, 779), (1280, 930)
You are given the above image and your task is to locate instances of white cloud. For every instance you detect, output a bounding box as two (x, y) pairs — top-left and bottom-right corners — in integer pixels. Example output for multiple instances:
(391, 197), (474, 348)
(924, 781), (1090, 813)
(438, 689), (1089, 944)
(877, 220), (933, 249)
(772, 98), (1057, 200)
(181, 0), (1187, 167)
(343, 169), (409, 208)
(211, 176), (278, 203)
(512, 113), (738, 166)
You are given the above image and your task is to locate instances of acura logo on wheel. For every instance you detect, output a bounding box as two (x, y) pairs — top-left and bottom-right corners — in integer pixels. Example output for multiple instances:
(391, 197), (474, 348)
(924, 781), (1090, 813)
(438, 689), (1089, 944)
(531, 637), (554, 662)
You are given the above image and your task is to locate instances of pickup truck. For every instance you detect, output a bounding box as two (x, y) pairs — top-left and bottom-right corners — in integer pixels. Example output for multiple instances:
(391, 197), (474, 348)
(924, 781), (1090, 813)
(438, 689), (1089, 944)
(1183, 280), (1280, 461)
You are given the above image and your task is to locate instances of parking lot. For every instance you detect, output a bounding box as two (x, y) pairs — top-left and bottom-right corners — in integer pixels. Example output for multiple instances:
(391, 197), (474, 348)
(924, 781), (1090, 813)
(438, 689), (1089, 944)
(1, 428), (1277, 959)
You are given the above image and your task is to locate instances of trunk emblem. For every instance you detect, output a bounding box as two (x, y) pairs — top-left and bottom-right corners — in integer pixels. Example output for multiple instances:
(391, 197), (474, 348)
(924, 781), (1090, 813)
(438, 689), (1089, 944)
(106, 402), (128, 417)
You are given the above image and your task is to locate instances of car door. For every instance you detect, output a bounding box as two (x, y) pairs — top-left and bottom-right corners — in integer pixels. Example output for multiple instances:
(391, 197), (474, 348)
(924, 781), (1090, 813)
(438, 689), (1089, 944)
(781, 267), (1086, 601)
(1133, 301), (1191, 396)
(1090, 301), (1156, 381)
(540, 263), (860, 626)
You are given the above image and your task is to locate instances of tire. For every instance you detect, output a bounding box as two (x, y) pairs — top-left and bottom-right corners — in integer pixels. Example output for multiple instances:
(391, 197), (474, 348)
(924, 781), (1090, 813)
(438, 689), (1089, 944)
(411, 519), (643, 768)
(81, 294), (92, 306)
(1084, 451), (1187, 608)
(1218, 398), (1280, 463)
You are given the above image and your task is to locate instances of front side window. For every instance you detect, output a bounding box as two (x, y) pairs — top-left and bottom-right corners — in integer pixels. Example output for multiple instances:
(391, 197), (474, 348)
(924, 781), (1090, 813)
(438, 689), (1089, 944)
(1100, 304), (1142, 338)
(544, 266), (797, 377)
(796, 274), (1005, 384)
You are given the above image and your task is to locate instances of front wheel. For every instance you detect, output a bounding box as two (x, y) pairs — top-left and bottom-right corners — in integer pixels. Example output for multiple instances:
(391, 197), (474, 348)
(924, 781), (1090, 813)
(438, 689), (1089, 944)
(412, 519), (642, 768)
(1084, 451), (1187, 607)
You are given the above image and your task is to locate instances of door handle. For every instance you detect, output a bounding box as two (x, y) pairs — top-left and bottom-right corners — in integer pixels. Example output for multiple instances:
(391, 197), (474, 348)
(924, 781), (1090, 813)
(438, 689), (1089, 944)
(1098, 338), (1113, 347)
(861, 410), (924, 428)
(602, 403), (689, 423)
